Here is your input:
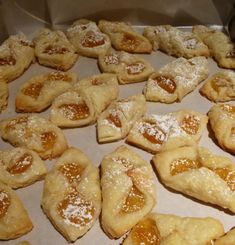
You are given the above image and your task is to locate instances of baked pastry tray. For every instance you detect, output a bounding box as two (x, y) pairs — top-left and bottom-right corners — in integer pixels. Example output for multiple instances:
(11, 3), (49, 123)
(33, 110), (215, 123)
(0, 26), (234, 245)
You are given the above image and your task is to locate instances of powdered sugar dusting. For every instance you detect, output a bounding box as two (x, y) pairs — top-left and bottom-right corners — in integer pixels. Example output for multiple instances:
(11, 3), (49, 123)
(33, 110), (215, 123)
(104, 54), (119, 65)
(183, 38), (198, 49)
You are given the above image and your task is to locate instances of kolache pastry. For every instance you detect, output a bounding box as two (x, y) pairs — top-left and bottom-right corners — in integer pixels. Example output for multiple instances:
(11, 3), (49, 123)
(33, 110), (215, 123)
(98, 49), (154, 84)
(143, 25), (209, 58)
(200, 70), (235, 102)
(122, 213), (224, 245)
(0, 114), (68, 160)
(98, 20), (152, 53)
(208, 103), (235, 154)
(153, 146), (235, 213)
(101, 146), (156, 238)
(50, 73), (119, 127)
(0, 181), (33, 240)
(15, 71), (77, 112)
(144, 56), (208, 103)
(193, 25), (235, 69)
(34, 28), (77, 70)
(97, 94), (146, 143)
(0, 147), (47, 189)
(0, 80), (8, 112)
(67, 19), (111, 58)
(41, 147), (101, 242)
(214, 227), (235, 245)
(0, 33), (35, 82)
(127, 109), (208, 154)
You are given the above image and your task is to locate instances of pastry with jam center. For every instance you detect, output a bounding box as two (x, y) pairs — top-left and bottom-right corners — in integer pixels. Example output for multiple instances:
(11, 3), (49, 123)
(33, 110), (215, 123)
(127, 109), (208, 154)
(144, 56), (208, 103)
(41, 147), (101, 242)
(98, 20), (152, 54)
(0, 80), (8, 112)
(208, 103), (235, 155)
(34, 28), (77, 70)
(50, 73), (119, 127)
(97, 94), (146, 143)
(200, 70), (235, 102)
(123, 213), (224, 245)
(0, 114), (68, 160)
(16, 71), (77, 112)
(214, 227), (235, 245)
(67, 19), (111, 58)
(0, 181), (33, 240)
(98, 49), (154, 84)
(143, 25), (209, 58)
(0, 147), (47, 189)
(101, 145), (156, 238)
(153, 146), (235, 213)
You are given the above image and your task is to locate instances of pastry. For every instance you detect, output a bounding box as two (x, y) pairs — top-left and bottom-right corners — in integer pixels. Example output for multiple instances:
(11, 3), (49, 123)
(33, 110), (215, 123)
(41, 147), (101, 242)
(127, 109), (208, 154)
(153, 146), (235, 213)
(98, 49), (154, 84)
(98, 20), (152, 53)
(97, 94), (146, 143)
(0, 80), (8, 112)
(67, 19), (111, 58)
(15, 71), (77, 112)
(144, 56), (208, 103)
(0, 181), (33, 240)
(123, 213), (224, 245)
(17, 241), (31, 245)
(0, 147), (47, 189)
(50, 73), (119, 127)
(101, 145), (156, 238)
(34, 28), (77, 70)
(0, 114), (68, 160)
(143, 25), (209, 58)
(193, 25), (235, 69)
(0, 33), (34, 82)
(208, 103), (235, 154)
(200, 70), (235, 102)
(214, 227), (235, 245)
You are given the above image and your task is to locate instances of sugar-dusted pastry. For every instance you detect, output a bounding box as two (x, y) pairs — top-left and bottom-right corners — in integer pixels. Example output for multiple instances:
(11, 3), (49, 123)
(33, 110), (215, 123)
(0, 147), (47, 189)
(0, 80), (8, 112)
(0, 181), (33, 240)
(193, 25), (235, 69)
(153, 146), (235, 213)
(208, 103), (235, 154)
(67, 19), (111, 58)
(34, 28), (77, 70)
(97, 94), (146, 143)
(16, 71), (77, 112)
(127, 109), (208, 154)
(0, 114), (68, 160)
(144, 56), (208, 103)
(101, 146), (156, 238)
(123, 213), (224, 245)
(0, 33), (34, 82)
(98, 20), (152, 54)
(98, 50), (154, 84)
(214, 227), (235, 245)
(200, 70), (235, 102)
(143, 25), (209, 58)
(41, 147), (101, 242)
(50, 73), (119, 127)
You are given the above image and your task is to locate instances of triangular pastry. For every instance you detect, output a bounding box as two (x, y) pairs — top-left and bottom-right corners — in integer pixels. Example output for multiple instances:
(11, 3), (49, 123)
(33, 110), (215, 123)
(153, 146), (235, 213)
(0, 181), (33, 240)
(97, 94), (146, 143)
(214, 227), (235, 245)
(0, 147), (47, 189)
(144, 56), (208, 103)
(0, 80), (8, 112)
(98, 20), (152, 53)
(127, 109), (208, 153)
(34, 28), (78, 70)
(0, 114), (68, 160)
(15, 71), (77, 112)
(101, 146), (156, 238)
(41, 147), (101, 242)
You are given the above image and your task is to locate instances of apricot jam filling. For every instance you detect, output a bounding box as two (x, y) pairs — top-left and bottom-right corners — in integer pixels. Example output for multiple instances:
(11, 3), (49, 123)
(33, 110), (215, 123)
(0, 190), (10, 218)
(59, 163), (85, 184)
(180, 115), (200, 135)
(153, 75), (176, 94)
(7, 153), (33, 174)
(22, 82), (43, 99)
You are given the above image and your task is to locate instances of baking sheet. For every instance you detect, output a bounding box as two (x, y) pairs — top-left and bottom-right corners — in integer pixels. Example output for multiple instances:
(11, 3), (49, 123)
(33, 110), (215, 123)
(0, 25), (235, 245)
